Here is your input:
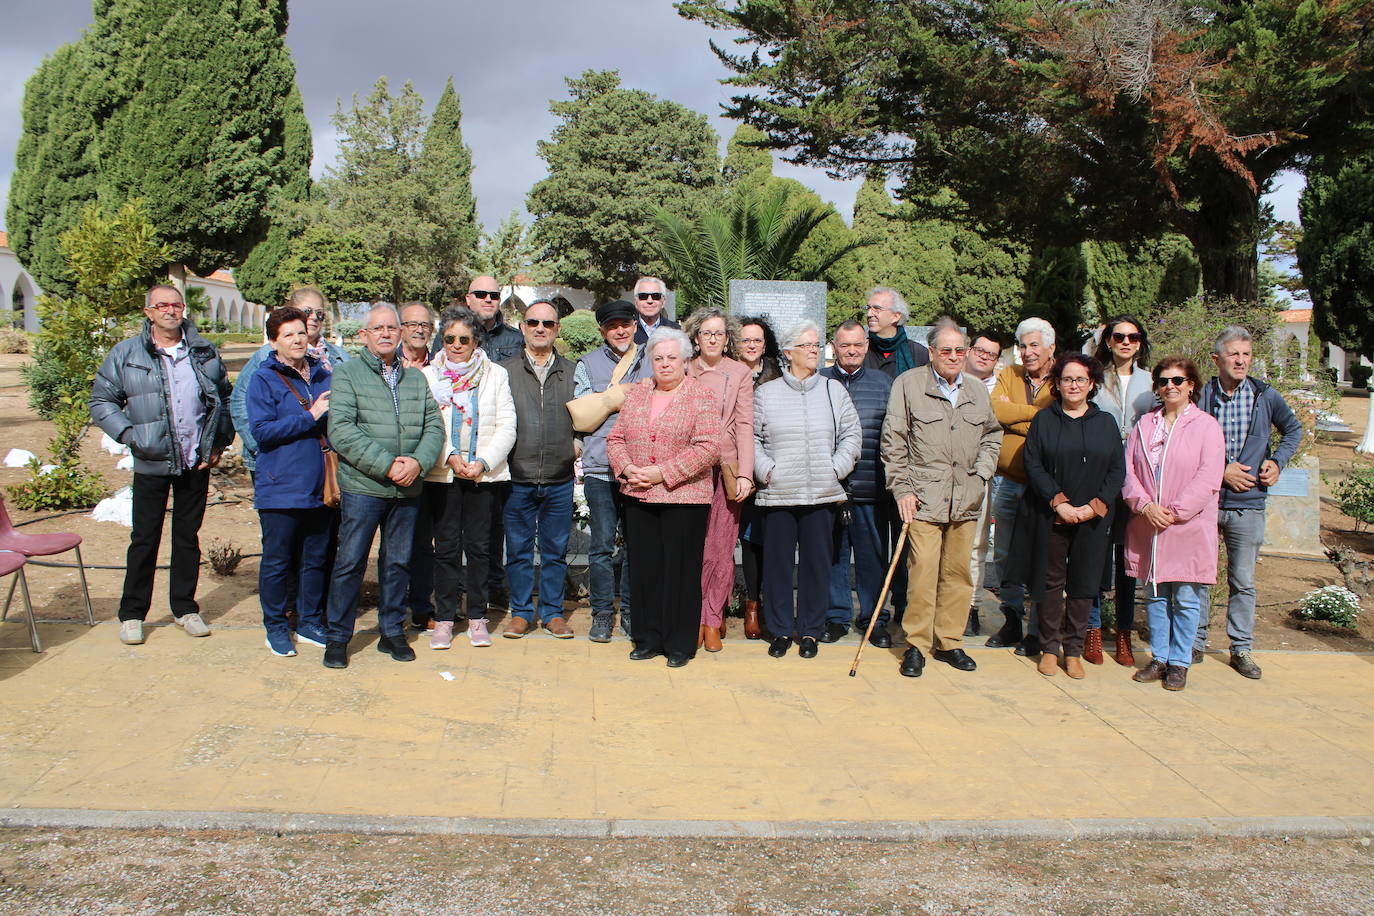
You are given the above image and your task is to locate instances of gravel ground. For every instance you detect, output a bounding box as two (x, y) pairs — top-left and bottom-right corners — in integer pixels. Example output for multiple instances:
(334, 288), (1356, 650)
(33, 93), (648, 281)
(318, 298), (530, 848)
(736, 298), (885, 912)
(0, 829), (1371, 915)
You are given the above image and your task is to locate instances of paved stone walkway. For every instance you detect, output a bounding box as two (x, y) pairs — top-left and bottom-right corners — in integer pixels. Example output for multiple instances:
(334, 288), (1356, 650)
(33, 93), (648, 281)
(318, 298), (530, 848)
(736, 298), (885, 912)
(1, 620), (1372, 827)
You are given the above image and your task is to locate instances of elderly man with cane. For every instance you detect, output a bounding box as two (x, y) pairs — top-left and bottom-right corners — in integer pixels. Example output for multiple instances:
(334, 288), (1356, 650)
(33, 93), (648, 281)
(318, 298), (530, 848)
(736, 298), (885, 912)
(880, 325), (1002, 679)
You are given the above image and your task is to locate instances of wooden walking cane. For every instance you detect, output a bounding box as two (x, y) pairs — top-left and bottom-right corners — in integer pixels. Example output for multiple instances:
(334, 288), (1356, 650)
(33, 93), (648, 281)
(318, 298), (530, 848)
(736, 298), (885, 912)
(849, 522), (911, 677)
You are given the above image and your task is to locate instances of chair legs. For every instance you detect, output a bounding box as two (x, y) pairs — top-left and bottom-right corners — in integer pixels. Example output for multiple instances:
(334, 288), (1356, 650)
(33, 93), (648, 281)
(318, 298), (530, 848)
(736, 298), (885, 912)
(12, 568), (40, 653)
(1, 574), (15, 622)
(1, 547), (95, 628)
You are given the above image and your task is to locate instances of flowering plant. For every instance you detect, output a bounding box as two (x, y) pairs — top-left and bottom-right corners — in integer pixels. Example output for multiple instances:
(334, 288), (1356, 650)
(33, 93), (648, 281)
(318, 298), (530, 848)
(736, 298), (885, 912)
(1295, 585), (1363, 629)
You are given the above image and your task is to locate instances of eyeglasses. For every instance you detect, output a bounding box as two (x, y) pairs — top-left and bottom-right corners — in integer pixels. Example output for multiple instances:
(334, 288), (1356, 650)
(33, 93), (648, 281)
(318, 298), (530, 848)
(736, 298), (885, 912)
(401, 321), (431, 330)
(789, 342), (821, 351)
(1059, 376), (1092, 387)
(935, 347), (968, 357)
(366, 324), (400, 334)
(1156, 375), (1189, 388)
(637, 292), (663, 301)
(970, 346), (999, 360)
(443, 334), (472, 346)
(864, 303), (890, 312)
(1111, 331), (1143, 344)
(739, 337), (764, 346)
(468, 290), (501, 300)
(307, 309), (327, 320)
(524, 318), (557, 329)
(148, 301), (185, 312)
(697, 330), (727, 340)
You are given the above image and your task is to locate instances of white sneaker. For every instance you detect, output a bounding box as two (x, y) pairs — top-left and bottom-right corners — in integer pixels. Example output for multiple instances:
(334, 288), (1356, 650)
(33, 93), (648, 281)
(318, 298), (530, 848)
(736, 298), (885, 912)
(175, 613), (210, 637)
(468, 619), (492, 647)
(119, 620), (144, 645)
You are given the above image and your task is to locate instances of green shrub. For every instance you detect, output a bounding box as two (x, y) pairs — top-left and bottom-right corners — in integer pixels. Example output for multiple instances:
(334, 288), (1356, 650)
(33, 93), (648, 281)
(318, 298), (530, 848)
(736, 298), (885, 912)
(335, 318), (362, 341)
(7, 398), (106, 510)
(1295, 585), (1363, 629)
(557, 309), (601, 361)
(1350, 365), (1372, 389)
(1335, 464), (1374, 533)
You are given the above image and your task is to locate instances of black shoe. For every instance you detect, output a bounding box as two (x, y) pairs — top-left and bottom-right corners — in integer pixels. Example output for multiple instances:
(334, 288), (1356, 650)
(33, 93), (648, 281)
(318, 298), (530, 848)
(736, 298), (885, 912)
(666, 652), (691, 668)
(1192, 648), (1206, 665)
(1014, 634), (1041, 657)
(932, 647), (977, 671)
(323, 642), (348, 669)
(768, 636), (792, 658)
(487, 584), (509, 611)
(798, 636), (819, 658)
(964, 608), (981, 637)
(819, 622), (848, 644)
(867, 628), (893, 649)
(377, 632), (416, 662)
(588, 616), (614, 643)
(629, 645), (659, 660)
(985, 615), (1023, 648)
(899, 646), (925, 678)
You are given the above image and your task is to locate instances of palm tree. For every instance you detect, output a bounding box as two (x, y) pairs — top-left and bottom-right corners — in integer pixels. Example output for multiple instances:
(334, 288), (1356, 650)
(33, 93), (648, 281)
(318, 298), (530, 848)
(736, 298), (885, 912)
(651, 185), (870, 317)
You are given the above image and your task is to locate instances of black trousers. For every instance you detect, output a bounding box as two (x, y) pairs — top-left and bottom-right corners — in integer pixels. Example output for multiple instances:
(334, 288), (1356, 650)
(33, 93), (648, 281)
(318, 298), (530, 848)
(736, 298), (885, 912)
(431, 479), (496, 622)
(1113, 543), (1136, 632)
(762, 504), (835, 640)
(487, 481), (511, 591)
(624, 499), (708, 657)
(1039, 524), (1094, 658)
(119, 468), (210, 622)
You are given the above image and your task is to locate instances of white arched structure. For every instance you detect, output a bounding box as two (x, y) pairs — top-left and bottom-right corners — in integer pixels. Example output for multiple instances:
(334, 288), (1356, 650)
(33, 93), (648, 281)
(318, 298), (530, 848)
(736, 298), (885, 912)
(0, 232), (42, 332)
(188, 268), (262, 331)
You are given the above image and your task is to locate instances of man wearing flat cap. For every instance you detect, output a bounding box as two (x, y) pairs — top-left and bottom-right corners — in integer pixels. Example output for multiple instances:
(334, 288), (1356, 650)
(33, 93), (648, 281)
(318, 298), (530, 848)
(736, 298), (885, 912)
(575, 300), (653, 642)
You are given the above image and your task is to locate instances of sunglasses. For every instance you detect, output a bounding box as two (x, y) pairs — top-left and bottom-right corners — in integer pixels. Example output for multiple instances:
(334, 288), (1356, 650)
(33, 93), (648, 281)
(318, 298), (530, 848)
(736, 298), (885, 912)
(1111, 331), (1143, 343)
(307, 309), (327, 320)
(637, 292), (663, 301)
(443, 334), (473, 346)
(525, 318), (557, 329)
(1156, 375), (1189, 388)
(468, 290), (501, 300)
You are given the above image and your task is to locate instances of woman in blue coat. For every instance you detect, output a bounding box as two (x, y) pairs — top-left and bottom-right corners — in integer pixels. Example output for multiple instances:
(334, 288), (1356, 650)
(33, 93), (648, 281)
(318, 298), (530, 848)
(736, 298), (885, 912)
(246, 306), (334, 656)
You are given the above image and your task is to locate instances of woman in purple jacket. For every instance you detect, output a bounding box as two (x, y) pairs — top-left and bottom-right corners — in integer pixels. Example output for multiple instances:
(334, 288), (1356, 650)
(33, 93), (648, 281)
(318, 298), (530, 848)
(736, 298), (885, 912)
(1122, 357), (1225, 691)
(246, 306), (334, 657)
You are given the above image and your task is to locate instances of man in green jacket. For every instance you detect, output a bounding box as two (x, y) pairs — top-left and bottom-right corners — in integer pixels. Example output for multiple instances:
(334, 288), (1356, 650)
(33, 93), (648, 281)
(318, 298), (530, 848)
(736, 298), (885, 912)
(323, 304), (444, 668)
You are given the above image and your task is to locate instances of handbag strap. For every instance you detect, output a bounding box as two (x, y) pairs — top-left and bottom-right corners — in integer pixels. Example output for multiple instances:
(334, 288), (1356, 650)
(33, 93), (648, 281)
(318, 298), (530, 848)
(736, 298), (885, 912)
(609, 343), (638, 386)
(279, 374), (331, 452)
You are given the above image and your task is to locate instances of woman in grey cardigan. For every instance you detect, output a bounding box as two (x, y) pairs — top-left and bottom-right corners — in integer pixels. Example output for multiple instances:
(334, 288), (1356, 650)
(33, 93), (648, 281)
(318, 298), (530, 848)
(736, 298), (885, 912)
(1090, 315), (1156, 666)
(753, 320), (861, 659)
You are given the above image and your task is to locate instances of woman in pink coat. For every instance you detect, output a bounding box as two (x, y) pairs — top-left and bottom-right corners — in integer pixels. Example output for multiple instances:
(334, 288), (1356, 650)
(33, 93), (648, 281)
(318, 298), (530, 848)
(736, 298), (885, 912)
(1122, 357), (1225, 692)
(684, 306), (755, 653)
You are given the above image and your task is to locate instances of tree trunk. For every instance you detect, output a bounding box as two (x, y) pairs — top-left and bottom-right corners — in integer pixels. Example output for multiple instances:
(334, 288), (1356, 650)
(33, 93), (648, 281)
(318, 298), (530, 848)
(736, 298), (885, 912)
(167, 263), (187, 296)
(1187, 174), (1260, 303)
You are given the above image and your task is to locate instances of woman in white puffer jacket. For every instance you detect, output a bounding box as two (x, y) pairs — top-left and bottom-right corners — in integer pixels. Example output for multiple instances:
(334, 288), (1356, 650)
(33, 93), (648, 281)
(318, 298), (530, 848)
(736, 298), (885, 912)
(753, 319), (861, 660)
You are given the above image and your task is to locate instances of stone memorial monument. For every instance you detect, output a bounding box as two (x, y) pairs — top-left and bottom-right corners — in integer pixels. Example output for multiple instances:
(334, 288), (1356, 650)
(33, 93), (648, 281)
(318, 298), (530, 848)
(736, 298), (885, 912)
(728, 279), (827, 332)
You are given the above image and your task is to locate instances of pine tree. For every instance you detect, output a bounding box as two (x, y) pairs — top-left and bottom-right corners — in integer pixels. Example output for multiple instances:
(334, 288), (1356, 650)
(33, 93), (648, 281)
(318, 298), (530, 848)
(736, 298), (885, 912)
(418, 78), (480, 304)
(279, 227), (390, 305)
(236, 85), (313, 308)
(474, 211), (546, 288)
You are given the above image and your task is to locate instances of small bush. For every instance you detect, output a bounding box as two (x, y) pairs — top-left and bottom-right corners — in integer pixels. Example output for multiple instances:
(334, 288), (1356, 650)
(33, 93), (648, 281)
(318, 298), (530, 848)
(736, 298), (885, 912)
(0, 328), (29, 354)
(557, 309), (601, 361)
(206, 539), (244, 576)
(1295, 585), (1363, 629)
(8, 457), (106, 511)
(335, 319), (362, 341)
(1334, 464), (1374, 533)
(1350, 365), (1373, 389)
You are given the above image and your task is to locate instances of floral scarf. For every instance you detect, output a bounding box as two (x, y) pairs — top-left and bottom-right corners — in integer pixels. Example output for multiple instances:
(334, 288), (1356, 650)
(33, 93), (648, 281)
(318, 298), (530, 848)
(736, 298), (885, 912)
(429, 348), (488, 463)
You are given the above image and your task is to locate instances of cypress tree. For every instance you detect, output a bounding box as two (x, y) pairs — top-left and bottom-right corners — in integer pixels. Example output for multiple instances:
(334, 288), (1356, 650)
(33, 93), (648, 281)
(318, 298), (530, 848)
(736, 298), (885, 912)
(236, 84), (313, 308)
(418, 77), (480, 304)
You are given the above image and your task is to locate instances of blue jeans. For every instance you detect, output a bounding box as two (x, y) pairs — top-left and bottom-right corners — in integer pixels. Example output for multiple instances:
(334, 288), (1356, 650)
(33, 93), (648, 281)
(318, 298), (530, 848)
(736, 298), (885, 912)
(584, 475), (631, 626)
(1197, 507), (1265, 653)
(991, 476), (1035, 635)
(258, 507), (333, 639)
(1146, 582), (1205, 667)
(326, 492), (419, 643)
(827, 502), (890, 629)
(505, 480), (574, 623)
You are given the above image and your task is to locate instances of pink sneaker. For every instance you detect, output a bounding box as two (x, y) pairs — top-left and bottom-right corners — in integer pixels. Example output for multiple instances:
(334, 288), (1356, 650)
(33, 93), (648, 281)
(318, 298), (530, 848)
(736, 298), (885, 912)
(467, 619), (492, 647)
(430, 620), (454, 650)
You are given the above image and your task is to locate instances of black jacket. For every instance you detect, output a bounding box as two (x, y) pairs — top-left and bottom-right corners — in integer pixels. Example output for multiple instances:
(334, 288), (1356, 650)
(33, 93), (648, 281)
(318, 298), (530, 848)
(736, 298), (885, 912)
(632, 316), (680, 345)
(1007, 401), (1125, 599)
(863, 336), (930, 378)
(821, 364), (893, 503)
(481, 317), (526, 364)
(499, 352), (576, 485)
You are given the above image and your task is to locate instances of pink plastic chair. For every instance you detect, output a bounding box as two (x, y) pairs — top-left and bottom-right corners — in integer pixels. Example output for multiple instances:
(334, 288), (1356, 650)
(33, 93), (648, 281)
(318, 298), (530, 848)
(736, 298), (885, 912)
(0, 551), (40, 652)
(0, 496), (95, 629)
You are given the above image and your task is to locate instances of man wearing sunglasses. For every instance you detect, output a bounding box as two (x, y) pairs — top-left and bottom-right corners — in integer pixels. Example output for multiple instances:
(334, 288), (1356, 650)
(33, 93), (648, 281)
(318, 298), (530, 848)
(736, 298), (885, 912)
(631, 277), (679, 345)
(463, 275), (524, 364)
(1195, 325), (1303, 680)
(230, 287), (348, 478)
(90, 284), (236, 646)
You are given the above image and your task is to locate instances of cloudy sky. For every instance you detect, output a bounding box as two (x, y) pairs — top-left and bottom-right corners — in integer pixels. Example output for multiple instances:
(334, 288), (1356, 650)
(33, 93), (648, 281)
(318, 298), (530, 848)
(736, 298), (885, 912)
(1, 0), (1302, 238)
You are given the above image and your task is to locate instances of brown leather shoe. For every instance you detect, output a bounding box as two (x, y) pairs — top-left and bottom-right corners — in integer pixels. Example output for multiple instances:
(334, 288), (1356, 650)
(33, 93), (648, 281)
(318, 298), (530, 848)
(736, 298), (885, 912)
(1133, 659), (1167, 683)
(703, 624), (723, 653)
(1037, 652), (1058, 676)
(743, 601), (763, 640)
(502, 617), (531, 639)
(1163, 664), (1188, 691)
(1114, 630), (1135, 667)
(1064, 655), (1085, 679)
(719, 623), (729, 640)
(543, 616), (574, 639)
(1083, 628), (1103, 665)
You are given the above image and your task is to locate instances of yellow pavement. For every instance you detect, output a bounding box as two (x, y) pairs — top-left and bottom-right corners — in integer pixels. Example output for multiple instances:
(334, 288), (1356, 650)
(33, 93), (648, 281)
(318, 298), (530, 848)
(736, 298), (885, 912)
(1, 620), (1372, 824)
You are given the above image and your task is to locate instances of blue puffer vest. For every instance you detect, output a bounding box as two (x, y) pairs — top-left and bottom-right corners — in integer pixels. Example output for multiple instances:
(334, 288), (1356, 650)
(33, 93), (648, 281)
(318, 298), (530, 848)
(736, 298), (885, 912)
(822, 364), (893, 503)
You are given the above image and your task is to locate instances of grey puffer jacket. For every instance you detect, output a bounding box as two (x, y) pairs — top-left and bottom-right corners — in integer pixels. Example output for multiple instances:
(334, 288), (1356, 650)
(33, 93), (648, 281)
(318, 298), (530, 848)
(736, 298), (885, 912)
(89, 319), (235, 476)
(753, 369), (861, 507)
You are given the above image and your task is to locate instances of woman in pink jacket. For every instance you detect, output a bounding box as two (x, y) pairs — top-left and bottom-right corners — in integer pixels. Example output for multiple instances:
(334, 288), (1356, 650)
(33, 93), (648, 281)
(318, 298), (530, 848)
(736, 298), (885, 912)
(608, 328), (721, 668)
(684, 306), (755, 653)
(1122, 357), (1225, 692)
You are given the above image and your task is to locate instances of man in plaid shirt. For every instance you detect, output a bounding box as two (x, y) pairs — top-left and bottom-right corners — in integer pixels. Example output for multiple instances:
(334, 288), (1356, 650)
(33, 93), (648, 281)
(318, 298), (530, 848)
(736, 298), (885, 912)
(1197, 326), (1303, 680)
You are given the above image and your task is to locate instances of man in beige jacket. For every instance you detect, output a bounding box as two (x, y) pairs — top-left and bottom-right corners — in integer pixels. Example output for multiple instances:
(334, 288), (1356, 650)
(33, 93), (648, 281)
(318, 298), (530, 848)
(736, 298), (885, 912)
(882, 325), (1002, 679)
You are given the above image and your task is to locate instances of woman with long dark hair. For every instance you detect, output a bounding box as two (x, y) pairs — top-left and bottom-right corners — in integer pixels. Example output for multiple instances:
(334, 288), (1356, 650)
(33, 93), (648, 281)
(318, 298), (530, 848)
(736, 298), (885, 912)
(733, 315), (783, 639)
